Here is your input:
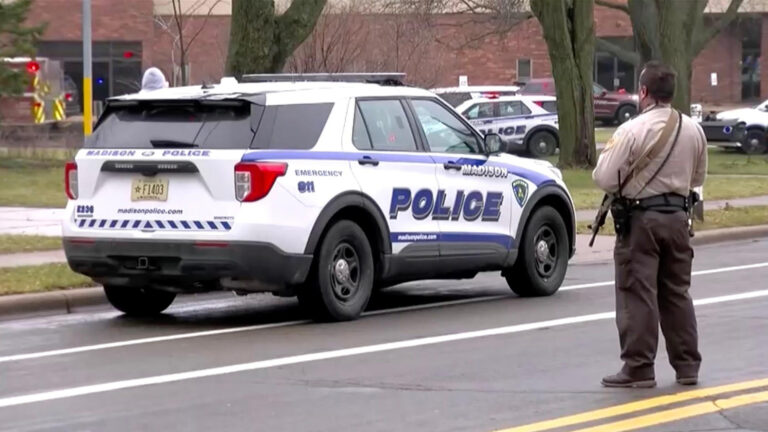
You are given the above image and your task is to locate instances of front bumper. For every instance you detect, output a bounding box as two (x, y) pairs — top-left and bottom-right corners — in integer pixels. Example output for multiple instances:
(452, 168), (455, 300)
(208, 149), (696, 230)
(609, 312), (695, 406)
(64, 238), (313, 291)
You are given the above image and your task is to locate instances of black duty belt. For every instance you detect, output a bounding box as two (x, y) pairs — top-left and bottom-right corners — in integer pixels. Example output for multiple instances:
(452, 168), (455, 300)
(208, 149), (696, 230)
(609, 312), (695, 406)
(633, 193), (687, 211)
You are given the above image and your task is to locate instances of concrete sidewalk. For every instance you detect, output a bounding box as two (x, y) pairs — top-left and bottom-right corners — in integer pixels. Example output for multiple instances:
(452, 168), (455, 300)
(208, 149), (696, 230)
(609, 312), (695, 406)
(0, 207), (63, 236)
(576, 194), (768, 222)
(0, 249), (66, 268)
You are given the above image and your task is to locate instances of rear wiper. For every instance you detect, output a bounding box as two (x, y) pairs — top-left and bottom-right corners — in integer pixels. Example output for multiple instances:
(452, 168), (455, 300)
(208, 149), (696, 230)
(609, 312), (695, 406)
(150, 140), (198, 148)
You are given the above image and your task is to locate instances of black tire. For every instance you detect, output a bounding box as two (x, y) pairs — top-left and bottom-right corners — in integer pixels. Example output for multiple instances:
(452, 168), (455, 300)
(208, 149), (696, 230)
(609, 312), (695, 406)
(526, 130), (558, 158)
(616, 105), (637, 124)
(297, 220), (374, 322)
(103, 285), (176, 316)
(505, 206), (569, 297)
(741, 129), (767, 154)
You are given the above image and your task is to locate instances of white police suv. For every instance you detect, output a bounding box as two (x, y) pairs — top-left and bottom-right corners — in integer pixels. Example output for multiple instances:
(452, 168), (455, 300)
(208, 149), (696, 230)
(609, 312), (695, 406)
(455, 95), (560, 158)
(62, 74), (576, 321)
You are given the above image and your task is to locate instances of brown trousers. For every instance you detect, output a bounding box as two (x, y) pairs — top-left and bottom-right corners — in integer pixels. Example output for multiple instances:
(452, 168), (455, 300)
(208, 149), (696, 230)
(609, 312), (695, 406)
(613, 210), (702, 379)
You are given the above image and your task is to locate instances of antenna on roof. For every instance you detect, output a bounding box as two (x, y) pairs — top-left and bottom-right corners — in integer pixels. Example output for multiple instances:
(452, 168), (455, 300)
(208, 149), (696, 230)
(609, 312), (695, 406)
(240, 73), (406, 86)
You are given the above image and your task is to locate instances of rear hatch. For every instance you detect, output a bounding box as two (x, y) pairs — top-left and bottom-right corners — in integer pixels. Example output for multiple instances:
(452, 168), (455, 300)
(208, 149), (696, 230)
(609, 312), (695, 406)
(72, 99), (260, 236)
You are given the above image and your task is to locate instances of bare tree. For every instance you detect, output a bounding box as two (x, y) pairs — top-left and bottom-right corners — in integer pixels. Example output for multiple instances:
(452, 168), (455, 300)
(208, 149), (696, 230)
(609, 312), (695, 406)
(154, 0), (227, 86)
(286, 2), (368, 73)
(594, 0), (745, 113)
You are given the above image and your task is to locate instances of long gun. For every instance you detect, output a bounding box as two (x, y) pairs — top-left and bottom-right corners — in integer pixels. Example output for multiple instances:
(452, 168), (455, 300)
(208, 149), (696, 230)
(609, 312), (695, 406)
(588, 194), (614, 247)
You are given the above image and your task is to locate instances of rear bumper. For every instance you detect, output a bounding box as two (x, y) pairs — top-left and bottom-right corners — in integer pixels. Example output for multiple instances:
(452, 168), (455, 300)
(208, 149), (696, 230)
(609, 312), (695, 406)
(63, 238), (313, 291)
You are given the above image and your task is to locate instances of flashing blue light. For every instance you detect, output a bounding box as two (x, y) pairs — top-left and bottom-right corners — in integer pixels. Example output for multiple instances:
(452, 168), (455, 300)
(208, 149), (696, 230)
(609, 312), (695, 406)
(96, 78), (104, 85)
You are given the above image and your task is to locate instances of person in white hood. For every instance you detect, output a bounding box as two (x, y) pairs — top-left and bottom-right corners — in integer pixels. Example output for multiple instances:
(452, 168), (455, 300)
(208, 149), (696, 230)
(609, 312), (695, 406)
(140, 67), (169, 93)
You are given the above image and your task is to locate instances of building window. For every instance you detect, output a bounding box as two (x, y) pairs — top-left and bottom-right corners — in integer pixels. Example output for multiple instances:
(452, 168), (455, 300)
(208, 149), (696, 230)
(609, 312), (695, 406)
(517, 58), (531, 82)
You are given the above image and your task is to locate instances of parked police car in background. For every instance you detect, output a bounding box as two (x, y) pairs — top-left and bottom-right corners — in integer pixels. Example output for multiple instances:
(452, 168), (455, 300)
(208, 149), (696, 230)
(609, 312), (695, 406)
(455, 95), (560, 158)
(62, 74), (576, 322)
(700, 99), (768, 154)
(430, 85), (521, 107)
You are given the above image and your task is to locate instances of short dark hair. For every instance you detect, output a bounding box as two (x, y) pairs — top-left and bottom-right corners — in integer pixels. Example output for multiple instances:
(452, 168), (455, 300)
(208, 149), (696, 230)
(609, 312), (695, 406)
(639, 61), (676, 102)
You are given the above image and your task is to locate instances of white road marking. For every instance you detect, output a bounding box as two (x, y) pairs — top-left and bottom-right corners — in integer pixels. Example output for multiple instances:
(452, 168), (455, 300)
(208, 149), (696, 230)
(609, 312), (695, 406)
(560, 262), (768, 292)
(1, 289), (767, 409)
(1, 261), (767, 365)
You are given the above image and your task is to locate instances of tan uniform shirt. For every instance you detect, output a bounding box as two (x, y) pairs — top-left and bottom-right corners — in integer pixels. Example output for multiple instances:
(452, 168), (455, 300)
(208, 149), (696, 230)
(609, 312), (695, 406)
(593, 104), (708, 199)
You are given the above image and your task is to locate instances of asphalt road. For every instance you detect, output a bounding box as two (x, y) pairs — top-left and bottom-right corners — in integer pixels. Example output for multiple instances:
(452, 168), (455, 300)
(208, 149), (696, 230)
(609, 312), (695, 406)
(1, 238), (768, 432)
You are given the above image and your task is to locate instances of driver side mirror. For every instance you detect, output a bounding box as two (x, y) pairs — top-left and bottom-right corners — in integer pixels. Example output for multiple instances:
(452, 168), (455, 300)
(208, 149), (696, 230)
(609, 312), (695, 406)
(484, 133), (507, 155)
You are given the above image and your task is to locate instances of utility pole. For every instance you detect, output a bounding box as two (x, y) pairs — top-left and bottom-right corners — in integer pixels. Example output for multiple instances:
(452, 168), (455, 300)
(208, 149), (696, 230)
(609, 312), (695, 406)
(82, 0), (92, 135)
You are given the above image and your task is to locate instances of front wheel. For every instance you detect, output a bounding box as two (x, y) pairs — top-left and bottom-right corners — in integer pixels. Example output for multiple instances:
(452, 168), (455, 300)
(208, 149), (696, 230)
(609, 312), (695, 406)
(103, 285), (176, 316)
(505, 206), (569, 297)
(616, 105), (637, 124)
(526, 131), (558, 158)
(297, 220), (374, 322)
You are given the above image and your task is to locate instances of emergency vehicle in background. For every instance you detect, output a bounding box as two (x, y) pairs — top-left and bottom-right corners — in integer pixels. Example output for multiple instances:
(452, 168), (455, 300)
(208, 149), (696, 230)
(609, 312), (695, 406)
(0, 57), (72, 123)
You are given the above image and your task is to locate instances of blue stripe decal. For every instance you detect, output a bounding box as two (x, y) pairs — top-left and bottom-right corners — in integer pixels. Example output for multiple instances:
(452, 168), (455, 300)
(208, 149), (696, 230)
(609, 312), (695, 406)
(121, 220), (130, 228)
(155, 220), (165, 229)
(242, 150), (434, 164)
(133, 220), (141, 229)
(390, 232), (514, 249)
(242, 151), (551, 186)
(194, 221), (204, 229)
(168, 220), (177, 229)
(79, 219), (86, 227)
(181, 221), (191, 229)
(483, 112), (557, 123)
(221, 221), (231, 230)
(207, 221), (217, 230)
(143, 221), (153, 229)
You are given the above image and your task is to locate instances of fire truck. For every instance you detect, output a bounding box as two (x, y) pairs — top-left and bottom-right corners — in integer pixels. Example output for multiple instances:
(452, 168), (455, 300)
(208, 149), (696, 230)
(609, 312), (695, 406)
(0, 57), (73, 124)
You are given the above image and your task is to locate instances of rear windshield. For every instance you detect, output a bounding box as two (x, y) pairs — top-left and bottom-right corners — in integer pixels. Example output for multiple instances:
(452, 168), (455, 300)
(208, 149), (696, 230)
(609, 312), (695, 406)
(88, 101), (258, 149)
(88, 100), (333, 150)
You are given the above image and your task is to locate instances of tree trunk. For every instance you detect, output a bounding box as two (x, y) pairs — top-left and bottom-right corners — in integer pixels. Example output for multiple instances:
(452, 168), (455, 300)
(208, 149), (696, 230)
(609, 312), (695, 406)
(531, 0), (595, 168)
(226, 0), (326, 77)
(226, 0), (278, 76)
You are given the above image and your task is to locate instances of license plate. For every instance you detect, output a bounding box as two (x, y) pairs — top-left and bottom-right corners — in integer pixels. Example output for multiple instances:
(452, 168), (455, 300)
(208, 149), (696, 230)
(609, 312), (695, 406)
(131, 178), (168, 202)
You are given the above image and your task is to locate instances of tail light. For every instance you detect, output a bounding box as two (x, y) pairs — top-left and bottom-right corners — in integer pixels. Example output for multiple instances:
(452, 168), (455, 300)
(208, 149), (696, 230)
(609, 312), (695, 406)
(65, 161), (78, 200)
(234, 162), (287, 202)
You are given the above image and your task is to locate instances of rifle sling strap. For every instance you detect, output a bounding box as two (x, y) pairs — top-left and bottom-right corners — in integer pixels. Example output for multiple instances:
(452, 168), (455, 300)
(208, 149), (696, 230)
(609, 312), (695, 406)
(620, 108), (679, 192)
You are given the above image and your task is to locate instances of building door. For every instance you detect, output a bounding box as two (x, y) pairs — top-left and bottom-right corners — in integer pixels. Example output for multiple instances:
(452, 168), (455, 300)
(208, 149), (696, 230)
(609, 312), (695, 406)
(741, 17), (762, 101)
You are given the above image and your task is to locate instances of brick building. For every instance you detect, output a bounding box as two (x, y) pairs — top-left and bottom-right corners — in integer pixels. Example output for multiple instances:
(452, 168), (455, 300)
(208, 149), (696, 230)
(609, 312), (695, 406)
(25, 0), (768, 113)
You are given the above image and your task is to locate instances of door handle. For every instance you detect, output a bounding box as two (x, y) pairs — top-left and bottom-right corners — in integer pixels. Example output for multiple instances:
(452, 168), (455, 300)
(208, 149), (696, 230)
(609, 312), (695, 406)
(443, 161), (462, 171)
(357, 156), (379, 166)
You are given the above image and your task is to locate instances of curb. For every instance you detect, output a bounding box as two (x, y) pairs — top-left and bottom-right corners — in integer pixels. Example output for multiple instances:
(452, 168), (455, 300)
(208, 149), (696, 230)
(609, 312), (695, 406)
(1, 225), (767, 320)
(0, 287), (105, 321)
(690, 224), (768, 246)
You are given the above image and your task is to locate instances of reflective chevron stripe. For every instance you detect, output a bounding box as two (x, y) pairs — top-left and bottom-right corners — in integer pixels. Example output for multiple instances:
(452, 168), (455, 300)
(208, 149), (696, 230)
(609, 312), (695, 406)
(75, 219), (232, 231)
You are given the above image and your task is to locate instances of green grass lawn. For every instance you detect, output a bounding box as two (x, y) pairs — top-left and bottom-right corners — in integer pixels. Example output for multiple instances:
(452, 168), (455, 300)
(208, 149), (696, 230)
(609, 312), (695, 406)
(0, 235), (62, 254)
(594, 128), (617, 144)
(577, 205), (768, 235)
(561, 148), (768, 209)
(0, 263), (95, 296)
(0, 158), (67, 208)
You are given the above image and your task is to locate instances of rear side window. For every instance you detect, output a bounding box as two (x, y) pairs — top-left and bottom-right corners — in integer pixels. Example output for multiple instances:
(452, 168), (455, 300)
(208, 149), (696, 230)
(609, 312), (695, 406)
(252, 103), (333, 150)
(499, 101), (531, 117)
(354, 100), (417, 152)
(540, 101), (558, 113)
(89, 101), (257, 149)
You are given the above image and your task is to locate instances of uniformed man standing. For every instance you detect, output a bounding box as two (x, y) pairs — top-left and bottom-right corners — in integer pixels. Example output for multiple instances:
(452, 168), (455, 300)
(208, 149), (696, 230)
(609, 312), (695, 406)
(593, 61), (708, 388)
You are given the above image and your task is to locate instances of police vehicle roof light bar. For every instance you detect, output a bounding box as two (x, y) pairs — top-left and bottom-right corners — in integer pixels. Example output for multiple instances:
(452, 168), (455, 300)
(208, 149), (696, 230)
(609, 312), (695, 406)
(240, 73), (406, 86)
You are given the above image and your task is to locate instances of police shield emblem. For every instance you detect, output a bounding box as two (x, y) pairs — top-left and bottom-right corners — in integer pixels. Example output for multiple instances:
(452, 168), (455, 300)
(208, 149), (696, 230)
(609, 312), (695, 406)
(511, 179), (529, 207)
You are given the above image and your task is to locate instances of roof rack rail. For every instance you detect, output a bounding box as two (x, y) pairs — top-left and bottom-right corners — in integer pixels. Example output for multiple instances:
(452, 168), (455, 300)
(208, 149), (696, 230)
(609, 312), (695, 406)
(240, 73), (406, 86)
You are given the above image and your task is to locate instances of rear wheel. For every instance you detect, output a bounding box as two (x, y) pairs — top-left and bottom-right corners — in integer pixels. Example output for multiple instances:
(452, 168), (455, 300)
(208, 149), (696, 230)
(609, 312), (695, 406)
(297, 220), (374, 322)
(616, 105), (637, 124)
(526, 131), (558, 158)
(505, 206), (568, 297)
(741, 129), (767, 154)
(103, 285), (176, 316)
